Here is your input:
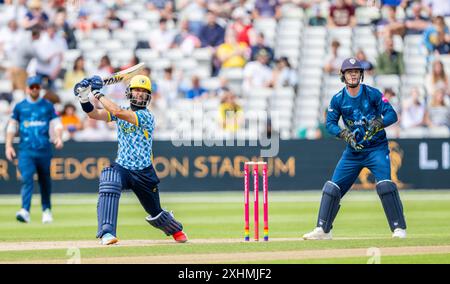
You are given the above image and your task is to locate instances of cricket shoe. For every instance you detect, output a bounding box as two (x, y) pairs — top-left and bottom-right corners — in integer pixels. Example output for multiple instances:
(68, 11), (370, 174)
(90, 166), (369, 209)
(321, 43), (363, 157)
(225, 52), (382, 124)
(16, 208), (30, 223)
(42, 209), (53, 224)
(392, 228), (406, 239)
(172, 231), (188, 243)
(100, 233), (118, 245)
(302, 227), (332, 240)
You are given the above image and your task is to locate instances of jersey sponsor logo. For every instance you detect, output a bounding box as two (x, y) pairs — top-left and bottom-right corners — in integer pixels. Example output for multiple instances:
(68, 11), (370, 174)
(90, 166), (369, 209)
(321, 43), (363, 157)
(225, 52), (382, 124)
(119, 124), (137, 134)
(328, 108), (334, 112)
(23, 120), (47, 128)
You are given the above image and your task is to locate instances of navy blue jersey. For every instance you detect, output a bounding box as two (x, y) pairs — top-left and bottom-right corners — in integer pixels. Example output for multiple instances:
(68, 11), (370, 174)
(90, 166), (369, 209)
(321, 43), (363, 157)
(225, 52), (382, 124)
(326, 84), (398, 151)
(11, 98), (58, 154)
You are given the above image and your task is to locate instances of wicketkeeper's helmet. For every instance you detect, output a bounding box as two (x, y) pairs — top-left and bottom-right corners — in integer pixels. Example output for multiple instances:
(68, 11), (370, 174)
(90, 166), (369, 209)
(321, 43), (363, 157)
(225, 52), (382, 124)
(126, 75), (152, 107)
(340, 57), (364, 84)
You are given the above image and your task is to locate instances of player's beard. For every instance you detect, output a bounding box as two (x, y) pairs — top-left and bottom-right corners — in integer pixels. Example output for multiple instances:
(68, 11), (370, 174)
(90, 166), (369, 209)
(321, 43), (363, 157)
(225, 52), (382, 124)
(29, 90), (40, 101)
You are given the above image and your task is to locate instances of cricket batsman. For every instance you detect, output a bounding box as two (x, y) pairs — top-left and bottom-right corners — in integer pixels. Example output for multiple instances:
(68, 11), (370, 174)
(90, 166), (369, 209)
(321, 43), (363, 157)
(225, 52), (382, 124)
(303, 58), (407, 240)
(74, 74), (187, 245)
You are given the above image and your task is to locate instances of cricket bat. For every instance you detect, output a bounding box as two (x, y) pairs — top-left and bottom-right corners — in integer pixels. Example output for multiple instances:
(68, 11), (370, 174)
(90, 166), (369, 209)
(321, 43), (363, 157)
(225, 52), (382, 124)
(76, 62), (146, 93)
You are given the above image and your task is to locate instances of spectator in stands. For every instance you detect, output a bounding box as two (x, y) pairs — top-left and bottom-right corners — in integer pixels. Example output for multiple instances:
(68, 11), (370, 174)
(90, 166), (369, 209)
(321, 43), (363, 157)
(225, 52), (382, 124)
(250, 32), (274, 64)
(157, 67), (179, 107)
(0, 19), (23, 61)
(355, 49), (375, 75)
(382, 87), (402, 138)
(54, 8), (77, 49)
(308, 4), (327, 27)
(199, 10), (225, 48)
(35, 23), (66, 91)
(328, 0), (356, 27)
(380, 0), (402, 7)
(215, 29), (249, 73)
(207, 0), (235, 18)
(120, 54), (140, 71)
(184, 75), (208, 99)
(426, 88), (450, 128)
(60, 103), (83, 140)
(149, 18), (177, 54)
(242, 49), (273, 94)
(172, 19), (201, 55)
(324, 39), (345, 75)
(64, 56), (86, 91)
(401, 87), (427, 129)
(8, 27), (44, 92)
(75, 9), (93, 35)
(375, 4), (406, 37)
(96, 55), (114, 77)
(229, 7), (254, 47)
(423, 16), (449, 53)
(2, 0), (28, 24)
(178, 0), (207, 37)
(253, 0), (281, 20)
(404, 2), (430, 35)
(422, 0), (450, 17)
(384, 87), (400, 112)
(432, 26), (450, 54)
(85, 0), (108, 29)
(271, 56), (298, 89)
(376, 36), (404, 75)
(426, 60), (449, 97)
(22, 0), (49, 30)
(219, 87), (243, 132)
(103, 7), (124, 32)
(147, 0), (175, 21)
(214, 77), (231, 97)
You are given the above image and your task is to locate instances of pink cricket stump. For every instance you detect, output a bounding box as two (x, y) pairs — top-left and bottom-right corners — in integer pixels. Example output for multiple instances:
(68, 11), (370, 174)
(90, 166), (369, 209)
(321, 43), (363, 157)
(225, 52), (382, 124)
(244, 164), (250, 241)
(253, 165), (259, 241)
(263, 164), (269, 241)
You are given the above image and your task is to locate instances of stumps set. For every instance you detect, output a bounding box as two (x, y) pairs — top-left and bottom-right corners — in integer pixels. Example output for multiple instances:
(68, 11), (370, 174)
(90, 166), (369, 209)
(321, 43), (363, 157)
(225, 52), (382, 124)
(244, 162), (269, 242)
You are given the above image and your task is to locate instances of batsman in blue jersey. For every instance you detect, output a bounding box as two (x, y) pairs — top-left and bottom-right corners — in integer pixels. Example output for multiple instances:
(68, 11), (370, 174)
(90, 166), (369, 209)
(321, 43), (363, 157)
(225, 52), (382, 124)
(5, 76), (64, 224)
(303, 58), (407, 240)
(74, 74), (187, 245)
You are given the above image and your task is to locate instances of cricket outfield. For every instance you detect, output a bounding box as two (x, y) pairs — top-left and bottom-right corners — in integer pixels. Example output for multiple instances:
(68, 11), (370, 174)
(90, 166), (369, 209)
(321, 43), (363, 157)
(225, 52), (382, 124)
(0, 190), (449, 264)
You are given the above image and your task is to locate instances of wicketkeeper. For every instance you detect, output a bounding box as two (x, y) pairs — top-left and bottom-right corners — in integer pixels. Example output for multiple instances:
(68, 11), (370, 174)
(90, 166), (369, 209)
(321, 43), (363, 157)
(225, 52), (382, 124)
(303, 58), (407, 240)
(74, 75), (187, 245)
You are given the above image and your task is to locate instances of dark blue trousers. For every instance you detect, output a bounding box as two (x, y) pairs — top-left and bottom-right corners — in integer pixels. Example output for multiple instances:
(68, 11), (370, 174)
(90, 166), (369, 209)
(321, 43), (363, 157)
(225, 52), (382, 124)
(18, 151), (52, 211)
(332, 146), (391, 196)
(112, 163), (163, 217)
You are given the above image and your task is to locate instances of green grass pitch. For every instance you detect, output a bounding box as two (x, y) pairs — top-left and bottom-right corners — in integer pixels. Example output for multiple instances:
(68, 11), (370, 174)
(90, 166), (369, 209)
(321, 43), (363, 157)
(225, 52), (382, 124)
(0, 190), (449, 263)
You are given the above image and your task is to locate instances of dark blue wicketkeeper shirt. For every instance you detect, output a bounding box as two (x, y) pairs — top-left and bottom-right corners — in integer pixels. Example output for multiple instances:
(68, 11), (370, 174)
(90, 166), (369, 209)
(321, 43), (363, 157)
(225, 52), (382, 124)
(326, 84), (398, 151)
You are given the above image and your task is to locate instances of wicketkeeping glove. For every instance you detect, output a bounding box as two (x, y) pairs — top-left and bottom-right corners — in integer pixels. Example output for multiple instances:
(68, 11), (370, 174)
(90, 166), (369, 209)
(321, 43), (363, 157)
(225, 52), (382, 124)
(90, 75), (104, 91)
(339, 129), (364, 151)
(364, 117), (384, 141)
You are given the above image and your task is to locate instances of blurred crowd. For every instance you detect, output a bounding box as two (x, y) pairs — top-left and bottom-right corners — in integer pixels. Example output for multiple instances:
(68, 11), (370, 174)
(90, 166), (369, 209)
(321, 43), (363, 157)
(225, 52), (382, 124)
(0, 0), (449, 142)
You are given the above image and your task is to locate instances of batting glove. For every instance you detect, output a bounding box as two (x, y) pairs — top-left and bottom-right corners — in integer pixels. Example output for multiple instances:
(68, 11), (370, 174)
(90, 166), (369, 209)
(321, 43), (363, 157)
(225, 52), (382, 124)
(364, 117), (384, 141)
(92, 89), (105, 100)
(339, 129), (364, 151)
(74, 78), (91, 103)
(90, 76), (104, 91)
